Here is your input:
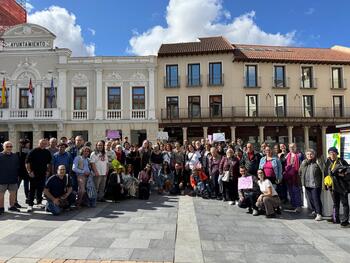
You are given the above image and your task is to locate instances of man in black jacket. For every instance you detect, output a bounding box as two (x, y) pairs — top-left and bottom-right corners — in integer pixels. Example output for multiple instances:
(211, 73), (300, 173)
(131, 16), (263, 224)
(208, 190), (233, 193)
(0, 141), (20, 214)
(240, 143), (261, 175)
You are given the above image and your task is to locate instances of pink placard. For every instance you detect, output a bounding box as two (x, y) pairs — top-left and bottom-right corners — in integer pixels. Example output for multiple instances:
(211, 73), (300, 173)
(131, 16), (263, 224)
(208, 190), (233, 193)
(238, 176), (253, 190)
(106, 130), (120, 139)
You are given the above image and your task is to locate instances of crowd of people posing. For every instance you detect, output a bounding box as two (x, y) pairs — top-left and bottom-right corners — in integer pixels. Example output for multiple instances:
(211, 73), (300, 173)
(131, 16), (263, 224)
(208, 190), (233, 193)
(0, 136), (349, 228)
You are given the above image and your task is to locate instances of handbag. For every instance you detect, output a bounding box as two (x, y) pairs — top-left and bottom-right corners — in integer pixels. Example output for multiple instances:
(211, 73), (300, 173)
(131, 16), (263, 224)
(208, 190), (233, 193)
(222, 171), (230, 182)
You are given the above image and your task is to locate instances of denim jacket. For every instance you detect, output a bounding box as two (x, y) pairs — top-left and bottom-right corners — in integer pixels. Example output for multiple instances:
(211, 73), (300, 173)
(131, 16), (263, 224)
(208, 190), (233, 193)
(259, 156), (282, 181)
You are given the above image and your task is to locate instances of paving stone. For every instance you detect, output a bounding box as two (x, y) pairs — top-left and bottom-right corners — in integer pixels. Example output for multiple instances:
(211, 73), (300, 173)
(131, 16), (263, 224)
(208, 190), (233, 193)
(130, 248), (174, 262)
(13, 227), (53, 237)
(0, 245), (26, 260)
(87, 248), (133, 260)
(45, 246), (94, 260)
(129, 230), (164, 239)
(110, 238), (150, 249)
(71, 237), (115, 248)
(0, 234), (43, 246)
(149, 239), (175, 249)
(6, 258), (40, 263)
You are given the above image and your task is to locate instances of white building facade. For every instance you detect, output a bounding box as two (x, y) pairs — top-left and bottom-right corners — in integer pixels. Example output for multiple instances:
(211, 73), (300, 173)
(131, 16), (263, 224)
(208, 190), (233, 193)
(0, 23), (158, 149)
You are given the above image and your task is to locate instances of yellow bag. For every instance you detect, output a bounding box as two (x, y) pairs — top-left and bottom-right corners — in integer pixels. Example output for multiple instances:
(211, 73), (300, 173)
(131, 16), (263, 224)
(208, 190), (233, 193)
(324, 159), (337, 188)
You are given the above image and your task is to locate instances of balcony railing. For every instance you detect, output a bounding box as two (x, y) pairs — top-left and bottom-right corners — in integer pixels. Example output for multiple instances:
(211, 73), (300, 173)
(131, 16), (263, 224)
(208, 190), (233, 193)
(272, 77), (290, 88)
(186, 75), (202, 87)
(330, 78), (347, 89)
(300, 78), (318, 89)
(0, 108), (60, 120)
(161, 106), (350, 121)
(243, 76), (262, 88)
(72, 110), (88, 120)
(106, 110), (122, 120)
(164, 76), (180, 88)
(131, 109), (146, 119)
(208, 74), (224, 86)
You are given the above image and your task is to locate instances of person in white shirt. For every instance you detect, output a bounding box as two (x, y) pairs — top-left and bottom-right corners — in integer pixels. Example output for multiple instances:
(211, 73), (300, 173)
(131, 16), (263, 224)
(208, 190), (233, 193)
(90, 140), (108, 202)
(256, 169), (281, 218)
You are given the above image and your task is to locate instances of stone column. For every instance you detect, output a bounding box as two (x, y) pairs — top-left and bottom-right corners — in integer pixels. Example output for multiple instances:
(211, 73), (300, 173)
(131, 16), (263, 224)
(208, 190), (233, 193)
(95, 69), (103, 120)
(182, 127), (188, 143)
(8, 124), (17, 151)
(230, 126), (236, 143)
(304, 126), (310, 150)
(322, 126), (327, 157)
(259, 126), (264, 143)
(148, 68), (156, 119)
(10, 84), (16, 109)
(32, 124), (42, 146)
(34, 84), (41, 108)
(57, 123), (64, 140)
(57, 69), (67, 120)
(288, 126), (293, 144)
(203, 127), (208, 140)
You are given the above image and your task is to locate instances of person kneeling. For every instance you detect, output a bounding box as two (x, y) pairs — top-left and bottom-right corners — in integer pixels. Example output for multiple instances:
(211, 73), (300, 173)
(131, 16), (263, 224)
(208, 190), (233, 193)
(256, 169), (281, 218)
(238, 166), (260, 216)
(44, 165), (75, 215)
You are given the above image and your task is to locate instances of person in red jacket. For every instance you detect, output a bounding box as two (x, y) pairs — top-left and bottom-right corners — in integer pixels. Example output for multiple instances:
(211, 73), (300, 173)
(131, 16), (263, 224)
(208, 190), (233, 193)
(190, 163), (209, 197)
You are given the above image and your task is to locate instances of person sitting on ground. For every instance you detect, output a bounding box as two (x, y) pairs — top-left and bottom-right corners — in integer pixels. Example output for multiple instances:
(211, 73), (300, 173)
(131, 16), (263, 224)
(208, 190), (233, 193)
(171, 162), (185, 195)
(122, 164), (139, 198)
(256, 169), (281, 218)
(138, 164), (152, 200)
(190, 163), (209, 198)
(157, 161), (174, 194)
(44, 165), (75, 215)
(237, 166), (260, 216)
(0, 141), (20, 214)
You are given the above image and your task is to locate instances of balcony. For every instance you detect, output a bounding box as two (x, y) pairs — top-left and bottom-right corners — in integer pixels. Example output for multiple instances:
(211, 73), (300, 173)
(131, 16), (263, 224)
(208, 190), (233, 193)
(131, 109), (146, 120)
(164, 76), (180, 88)
(160, 106), (350, 123)
(243, 76), (261, 88)
(272, 77), (290, 88)
(186, 75), (202, 87)
(72, 110), (88, 120)
(208, 74), (224, 86)
(0, 108), (60, 120)
(106, 110), (122, 120)
(330, 78), (347, 89)
(300, 78), (318, 89)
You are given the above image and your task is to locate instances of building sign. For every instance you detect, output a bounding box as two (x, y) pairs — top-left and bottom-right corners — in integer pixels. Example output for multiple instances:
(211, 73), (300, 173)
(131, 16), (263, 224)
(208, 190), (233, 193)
(4, 40), (51, 48)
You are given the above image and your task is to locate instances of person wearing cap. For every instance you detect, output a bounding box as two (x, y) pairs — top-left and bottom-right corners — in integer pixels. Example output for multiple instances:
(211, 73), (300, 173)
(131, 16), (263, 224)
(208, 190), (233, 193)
(52, 143), (72, 176)
(324, 146), (349, 227)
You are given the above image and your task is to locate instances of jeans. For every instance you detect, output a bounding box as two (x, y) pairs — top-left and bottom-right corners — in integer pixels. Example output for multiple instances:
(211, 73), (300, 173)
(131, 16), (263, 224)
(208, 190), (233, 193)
(288, 185), (302, 208)
(238, 191), (259, 210)
(305, 187), (322, 215)
(333, 191), (349, 223)
(46, 193), (75, 215)
(93, 175), (107, 200)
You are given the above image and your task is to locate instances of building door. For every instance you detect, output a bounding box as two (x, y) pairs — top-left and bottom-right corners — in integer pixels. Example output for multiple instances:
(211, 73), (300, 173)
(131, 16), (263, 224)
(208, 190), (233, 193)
(131, 130), (147, 147)
(43, 131), (57, 140)
(19, 132), (33, 149)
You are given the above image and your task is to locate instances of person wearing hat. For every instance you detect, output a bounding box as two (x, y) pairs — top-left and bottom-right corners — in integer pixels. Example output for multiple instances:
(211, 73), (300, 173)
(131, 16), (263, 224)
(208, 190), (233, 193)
(324, 146), (349, 227)
(52, 142), (72, 176)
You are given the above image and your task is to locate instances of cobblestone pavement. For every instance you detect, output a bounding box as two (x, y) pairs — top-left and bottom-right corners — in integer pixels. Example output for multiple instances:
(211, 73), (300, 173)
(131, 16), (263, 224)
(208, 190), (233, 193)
(0, 193), (349, 263)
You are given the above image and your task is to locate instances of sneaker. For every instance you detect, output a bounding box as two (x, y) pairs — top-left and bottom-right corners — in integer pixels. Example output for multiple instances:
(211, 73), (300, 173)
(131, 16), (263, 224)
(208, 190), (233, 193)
(246, 208), (253, 214)
(275, 207), (282, 215)
(315, 214), (323, 221)
(340, 222), (350, 228)
(14, 203), (22, 209)
(266, 213), (276, 218)
(310, 211), (316, 217)
(252, 209), (259, 216)
(8, 206), (20, 212)
(228, 201), (234, 205)
(27, 206), (33, 213)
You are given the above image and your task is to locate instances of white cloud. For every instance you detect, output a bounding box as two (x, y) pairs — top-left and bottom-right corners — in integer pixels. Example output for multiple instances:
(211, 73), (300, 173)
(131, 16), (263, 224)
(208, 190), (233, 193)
(128, 0), (296, 55)
(88, 28), (96, 36)
(305, 8), (315, 15)
(28, 6), (95, 56)
(25, 2), (34, 13)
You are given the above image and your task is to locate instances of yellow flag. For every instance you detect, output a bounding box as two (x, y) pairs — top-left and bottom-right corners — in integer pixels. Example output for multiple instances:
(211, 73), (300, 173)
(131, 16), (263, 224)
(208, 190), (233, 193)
(1, 78), (6, 105)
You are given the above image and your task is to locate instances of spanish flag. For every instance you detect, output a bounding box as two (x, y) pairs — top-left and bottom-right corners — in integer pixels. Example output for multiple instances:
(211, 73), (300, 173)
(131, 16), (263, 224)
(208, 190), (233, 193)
(1, 78), (6, 106)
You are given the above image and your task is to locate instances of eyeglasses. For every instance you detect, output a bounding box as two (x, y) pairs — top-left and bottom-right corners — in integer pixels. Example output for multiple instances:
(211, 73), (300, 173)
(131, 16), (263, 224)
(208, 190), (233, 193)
(5, 146), (13, 148)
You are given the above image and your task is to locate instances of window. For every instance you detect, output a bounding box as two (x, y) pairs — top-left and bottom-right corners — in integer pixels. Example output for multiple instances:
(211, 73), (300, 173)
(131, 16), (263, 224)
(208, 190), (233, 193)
(0, 88), (8, 108)
(332, 67), (343, 89)
(188, 64), (201, 86)
(245, 65), (258, 87)
(19, 88), (34, 108)
(209, 95), (222, 118)
(333, 96), (343, 117)
(188, 96), (201, 118)
(74, 87), (87, 110)
(44, 88), (57, 108)
(107, 87), (121, 110)
(132, 87), (145, 109)
(166, 97), (179, 119)
(275, 95), (286, 117)
(209, 62), (223, 85)
(274, 66), (286, 87)
(246, 95), (258, 117)
(301, 67), (313, 88)
(165, 65), (179, 87)
(303, 95), (314, 117)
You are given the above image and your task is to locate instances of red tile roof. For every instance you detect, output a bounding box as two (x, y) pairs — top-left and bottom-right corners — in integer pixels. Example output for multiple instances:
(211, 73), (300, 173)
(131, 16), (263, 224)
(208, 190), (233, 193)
(233, 43), (350, 64)
(158, 36), (234, 57)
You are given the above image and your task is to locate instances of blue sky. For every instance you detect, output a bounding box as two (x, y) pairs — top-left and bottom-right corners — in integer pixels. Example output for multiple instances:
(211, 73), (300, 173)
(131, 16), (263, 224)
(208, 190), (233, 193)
(27, 0), (350, 56)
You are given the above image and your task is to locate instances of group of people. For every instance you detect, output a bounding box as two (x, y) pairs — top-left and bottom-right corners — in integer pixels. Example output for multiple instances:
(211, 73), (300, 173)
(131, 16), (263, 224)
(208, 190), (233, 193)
(0, 136), (349, 228)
